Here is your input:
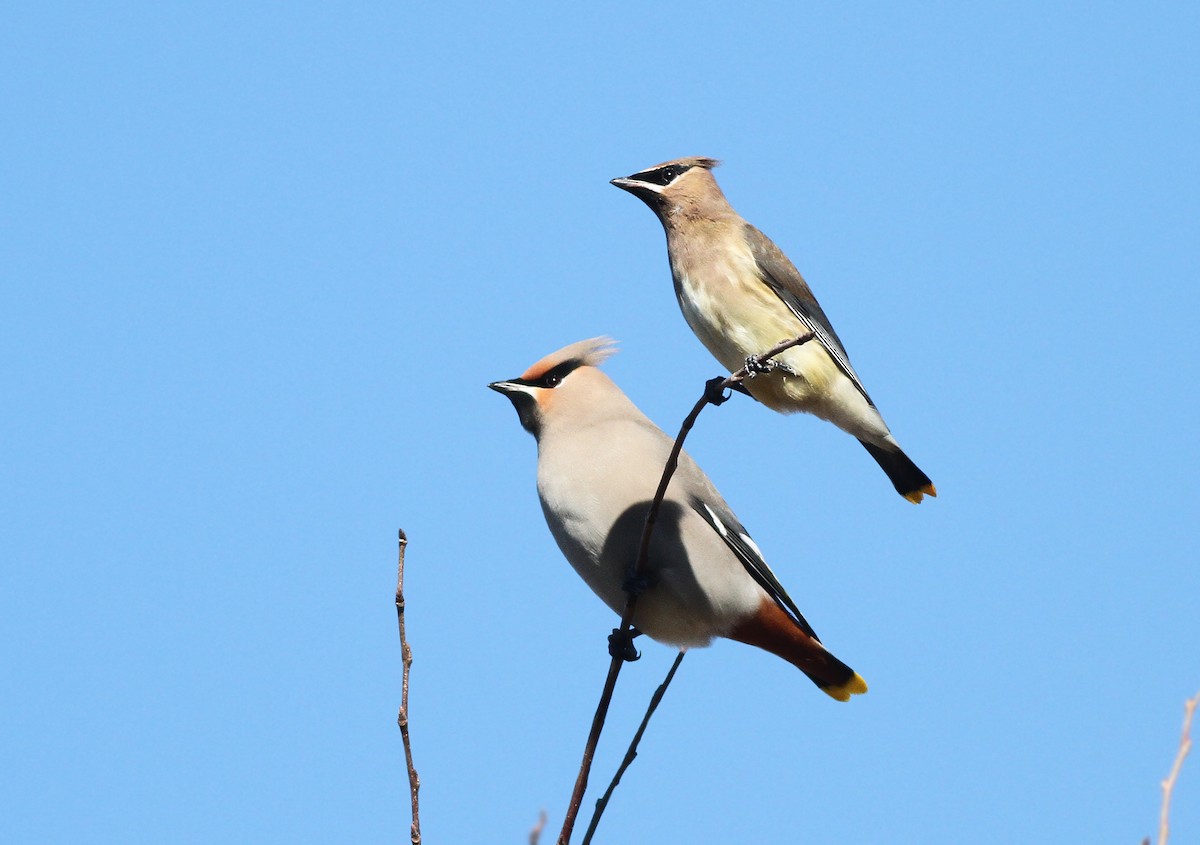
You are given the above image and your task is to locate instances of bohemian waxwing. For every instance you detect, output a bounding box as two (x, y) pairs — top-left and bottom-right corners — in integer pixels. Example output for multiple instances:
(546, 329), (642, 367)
(611, 157), (936, 504)
(489, 337), (867, 702)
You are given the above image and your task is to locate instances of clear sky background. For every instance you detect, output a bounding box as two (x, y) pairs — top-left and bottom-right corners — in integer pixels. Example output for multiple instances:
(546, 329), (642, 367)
(3, 3), (1197, 843)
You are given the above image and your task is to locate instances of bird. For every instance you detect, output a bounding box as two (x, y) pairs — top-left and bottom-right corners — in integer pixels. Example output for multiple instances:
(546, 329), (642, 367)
(489, 336), (867, 702)
(611, 157), (936, 504)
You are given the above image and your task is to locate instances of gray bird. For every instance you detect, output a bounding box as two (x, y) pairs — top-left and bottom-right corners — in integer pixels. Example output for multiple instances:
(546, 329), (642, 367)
(490, 337), (867, 701)
(611, 157), (935, 503)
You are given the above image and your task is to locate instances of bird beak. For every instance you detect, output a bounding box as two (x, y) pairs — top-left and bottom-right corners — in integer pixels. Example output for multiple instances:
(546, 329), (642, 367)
(610, 176), (664, 205)
(490, 379), (541, 435)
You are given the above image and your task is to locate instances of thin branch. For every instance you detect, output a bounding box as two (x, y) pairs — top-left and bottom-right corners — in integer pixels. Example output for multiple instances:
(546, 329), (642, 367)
(396, 529), (421, 845)
(556, 333), (815, 845)
(581, 650), (686, 845)
(1155, 691), (1198, 845)
(556, 649), (625, 845)
(529, 809), (548, 845)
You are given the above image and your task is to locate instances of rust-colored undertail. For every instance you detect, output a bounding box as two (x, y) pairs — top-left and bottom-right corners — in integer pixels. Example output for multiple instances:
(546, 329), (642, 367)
(726, 597), (867, 702)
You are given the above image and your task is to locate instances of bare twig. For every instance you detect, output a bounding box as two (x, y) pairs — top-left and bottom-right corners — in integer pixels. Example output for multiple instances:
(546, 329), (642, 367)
(556, 333), (815, 845)
(581, 651), (686, 845)
(1153, 692), (1198, 845)
(396, 529), (421, 845)
(556, 647), (625, 845)
(529, 809), (548, 845)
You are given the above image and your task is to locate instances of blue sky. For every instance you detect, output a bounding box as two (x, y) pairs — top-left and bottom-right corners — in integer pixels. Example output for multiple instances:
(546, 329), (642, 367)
(2, 2), (1197, 843)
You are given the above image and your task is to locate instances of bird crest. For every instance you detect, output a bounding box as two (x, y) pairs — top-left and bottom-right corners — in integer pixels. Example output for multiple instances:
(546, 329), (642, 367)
(520, 336), (618, 381)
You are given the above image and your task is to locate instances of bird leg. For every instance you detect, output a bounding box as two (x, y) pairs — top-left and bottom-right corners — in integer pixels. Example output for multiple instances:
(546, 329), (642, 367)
(622, 571), (651, 596)
(744, 350), (782, 374)
(703, 376), (733, 406)
(744, 350), (797, 377)
(743, 354), (776, 376)
(608, 627), (642, 662)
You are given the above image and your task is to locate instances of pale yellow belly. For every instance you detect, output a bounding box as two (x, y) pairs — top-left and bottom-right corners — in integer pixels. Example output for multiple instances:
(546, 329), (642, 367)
(675, 267), (891, 442)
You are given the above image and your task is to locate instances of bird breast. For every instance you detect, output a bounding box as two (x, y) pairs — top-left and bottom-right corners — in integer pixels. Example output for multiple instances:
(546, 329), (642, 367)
(671, 239), (794, 362)
(668, 237), (839, 411)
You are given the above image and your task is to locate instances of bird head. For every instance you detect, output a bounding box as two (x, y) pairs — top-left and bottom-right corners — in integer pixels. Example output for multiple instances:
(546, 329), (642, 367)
(610, 156), (726, 221)
(489, 337), (619, 437)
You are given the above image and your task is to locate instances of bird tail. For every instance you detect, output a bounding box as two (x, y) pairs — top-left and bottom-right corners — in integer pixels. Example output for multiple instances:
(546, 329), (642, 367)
(809, 654), (869, 702)
(859, 440), (936, 504)
(727, 599), (868, 702)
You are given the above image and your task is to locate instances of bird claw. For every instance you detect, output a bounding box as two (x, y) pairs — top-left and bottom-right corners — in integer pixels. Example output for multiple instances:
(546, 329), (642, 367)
(622, 573), (650, 596)
(608, 628), (642, 662)
(744, 354), (776, 376)
(703, 376), (732, 406)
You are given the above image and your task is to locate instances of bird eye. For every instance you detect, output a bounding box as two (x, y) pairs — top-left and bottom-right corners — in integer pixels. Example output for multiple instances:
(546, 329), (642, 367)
(644, 164), (690, 186)
(544, 374), (562, 388)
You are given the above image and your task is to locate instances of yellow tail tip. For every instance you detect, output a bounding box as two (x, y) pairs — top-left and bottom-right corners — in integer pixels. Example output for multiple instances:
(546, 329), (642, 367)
(823, 673), (869, 702)
(903, 483), (938, 504)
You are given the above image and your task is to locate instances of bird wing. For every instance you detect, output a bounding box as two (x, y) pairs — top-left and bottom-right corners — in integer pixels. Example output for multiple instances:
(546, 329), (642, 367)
(744, 223), (875, 407)
(691, 497), (821, 642)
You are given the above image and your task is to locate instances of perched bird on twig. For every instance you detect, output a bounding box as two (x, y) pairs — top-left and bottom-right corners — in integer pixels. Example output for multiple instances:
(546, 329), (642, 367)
(612, 157), (936, 504)
(490, 337), (867, 701)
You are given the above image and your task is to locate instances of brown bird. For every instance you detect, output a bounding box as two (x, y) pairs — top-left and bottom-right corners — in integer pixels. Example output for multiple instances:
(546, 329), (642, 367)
(612, 157), (936, 503)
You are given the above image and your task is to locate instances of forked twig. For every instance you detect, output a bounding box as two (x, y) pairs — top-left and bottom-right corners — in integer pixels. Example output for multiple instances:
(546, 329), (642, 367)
(555, 333), (816, 845)
(581, 651), (687, 845)
(396, 529), (421, 845)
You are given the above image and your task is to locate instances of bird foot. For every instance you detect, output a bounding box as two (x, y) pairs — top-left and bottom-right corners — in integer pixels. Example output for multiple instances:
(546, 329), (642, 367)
(622, 573), (650, 596)
(743, 354), (777, 376)
(608, 628), (642, 662)
(703, 376), (732, 406)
